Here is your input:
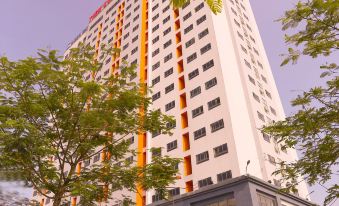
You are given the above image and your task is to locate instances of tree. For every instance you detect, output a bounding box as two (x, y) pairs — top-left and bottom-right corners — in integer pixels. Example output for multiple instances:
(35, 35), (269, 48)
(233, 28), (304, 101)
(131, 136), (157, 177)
(0, 44), (180, 206)
(263, 0), (339, 205)
(171, 0), (223, 14)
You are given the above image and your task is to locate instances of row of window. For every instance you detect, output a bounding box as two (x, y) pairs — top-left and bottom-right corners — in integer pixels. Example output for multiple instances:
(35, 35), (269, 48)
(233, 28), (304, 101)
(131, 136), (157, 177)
(198, 170), (232, 188)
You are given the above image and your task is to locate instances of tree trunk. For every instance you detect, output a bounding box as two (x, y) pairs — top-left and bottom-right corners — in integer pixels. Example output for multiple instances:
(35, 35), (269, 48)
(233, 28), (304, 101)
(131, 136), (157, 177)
(52, 195), (62, 206)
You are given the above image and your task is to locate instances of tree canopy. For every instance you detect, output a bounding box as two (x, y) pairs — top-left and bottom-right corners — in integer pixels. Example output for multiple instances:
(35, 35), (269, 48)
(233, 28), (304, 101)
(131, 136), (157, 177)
(0, 44), (180, 206)
(263, 0), (339, 205)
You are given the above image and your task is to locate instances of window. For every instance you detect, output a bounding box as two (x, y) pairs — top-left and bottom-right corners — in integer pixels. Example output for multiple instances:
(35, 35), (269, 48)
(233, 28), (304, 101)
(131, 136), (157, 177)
(196, 151), (209, 164)
(241, 45), (247, 53)
(273, 179), (281, 187)
(163, 5), (170, 13)
(84, 159), (91, 167)
(152, 3), (159, 11)
(208, 97), (221, 110)
(152, 148), (162, 158)
(152, 48), (160, 57)
(131, 47), (138, 55)
(257, 192), (278, 206)
(197, 14), (207, 25)
(152, 35), (160, 44)
(152, 192), (163, 203)
(265, 90), (272, 99)
(152, 130), (161, 138)
(124, 22), (130, 29)
(214, 143), (228, 157)
(183, 12), (192, 21)
(270, 107), (276, 116)
(164, 67), (173, 77)
(246, 24), (252, 31)
(185, 37), (195, 48)
(163, 27), (171, 36)
(165, 101), (175, 111)
(192, 106), (204, 118)
(261, 75), (267, 83)
(167, 140), (177, 152)
(164, 53), (173, 62)
(257, 61), (264, 69)
(262, 132), (271, 142)
(257, 111), (265, 122)
(165, 83), (174, 94)
(152, 76), (160, 86)
(248, 75), (256, 85)
(123, 43), (129, 50)
(244, 59), (251, 68)
(205, 77), (217, 90)
(194, 127), (206, 140)
(267, 154), (276, 165)
(217, 170), (232, 182)
(190, 86), (201, 98)
(254, 47), (259, 55)
(152, 24), (159, 33)
(163, 39), (172, 48)
(188, 69), (199, 80)
(168, 187), (180, 197)
(105, 57), (111, 65)
(184, 24), (193, 34)
(152, 61), (160, 71)
(253, 92), (260, 102)
(126, 156), (134, 163)
(203, 59), (214, 71)
(198, 28), (209, 39)
(163, 15), (170, 24)
(152, 13), (159, 21)
(93, 153), (100, 163)
(234, 19), (240, 27)
(123, 32), (130, 40)
(128, 136), (135, 144)
(187, 52), (197, 63)
(200, 43), (211, 55)
(198, 177), (213, 188)
(231, 7), (237, 16)
(152, 92), (161, 102)
(166, 120), (176, 129)
(195, 2), (204, 12)
(211, 119), (224, 132)
(132, 25), (139, 32)
(133, 14), (140, 22)
(237, 31), (244, 40)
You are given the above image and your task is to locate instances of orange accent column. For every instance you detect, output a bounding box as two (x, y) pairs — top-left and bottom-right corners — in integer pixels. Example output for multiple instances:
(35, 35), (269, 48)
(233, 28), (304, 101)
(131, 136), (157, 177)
(40, 199), (44, 206)
(71, 197), (77, 206)
(136, 0), (148, 205)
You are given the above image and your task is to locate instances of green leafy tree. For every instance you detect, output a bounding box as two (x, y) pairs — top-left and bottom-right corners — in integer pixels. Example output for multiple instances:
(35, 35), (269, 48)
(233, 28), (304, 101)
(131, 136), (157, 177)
(263, 0), (339, 205)
(171, 0), (223, 14)
(0, 44), (180, 206)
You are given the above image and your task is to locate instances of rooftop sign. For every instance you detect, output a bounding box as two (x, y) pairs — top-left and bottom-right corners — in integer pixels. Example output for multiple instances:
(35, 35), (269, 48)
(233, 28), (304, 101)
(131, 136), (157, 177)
(89, 0), (112, 22)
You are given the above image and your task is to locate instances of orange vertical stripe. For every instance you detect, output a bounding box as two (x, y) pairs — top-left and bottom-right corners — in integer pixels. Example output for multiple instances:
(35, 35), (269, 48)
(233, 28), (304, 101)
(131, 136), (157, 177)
(136, 0), (148, 205)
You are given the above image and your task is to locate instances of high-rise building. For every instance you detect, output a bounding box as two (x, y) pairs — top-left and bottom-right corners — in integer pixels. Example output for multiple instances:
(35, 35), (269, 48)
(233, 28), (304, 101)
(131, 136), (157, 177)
(33, 0), (310, 205)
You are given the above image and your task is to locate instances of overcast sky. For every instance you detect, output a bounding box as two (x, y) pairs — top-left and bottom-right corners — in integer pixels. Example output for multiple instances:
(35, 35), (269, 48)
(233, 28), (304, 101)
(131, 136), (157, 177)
(0, 0), (337, 204)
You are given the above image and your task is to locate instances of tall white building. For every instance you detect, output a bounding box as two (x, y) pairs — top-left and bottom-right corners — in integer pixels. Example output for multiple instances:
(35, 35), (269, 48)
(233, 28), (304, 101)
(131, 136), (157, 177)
(33, 0), (309, 205)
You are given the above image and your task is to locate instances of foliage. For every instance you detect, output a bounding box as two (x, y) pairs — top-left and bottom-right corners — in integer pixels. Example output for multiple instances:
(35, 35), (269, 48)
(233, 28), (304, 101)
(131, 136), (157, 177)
(263, 0), (339, 205)
(171, 0), (223, 14)
(0, 44), (180, 206)
(279, 0), (339, 66)
(263, 67), (338, 205)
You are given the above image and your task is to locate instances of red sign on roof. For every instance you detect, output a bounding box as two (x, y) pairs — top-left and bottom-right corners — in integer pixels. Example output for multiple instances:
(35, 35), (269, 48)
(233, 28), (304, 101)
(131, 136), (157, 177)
(89, 0), (112, 22)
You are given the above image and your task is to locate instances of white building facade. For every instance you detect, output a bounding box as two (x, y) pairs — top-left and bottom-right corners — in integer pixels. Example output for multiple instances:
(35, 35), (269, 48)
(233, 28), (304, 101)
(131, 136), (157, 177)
(33, 0), (309, 205)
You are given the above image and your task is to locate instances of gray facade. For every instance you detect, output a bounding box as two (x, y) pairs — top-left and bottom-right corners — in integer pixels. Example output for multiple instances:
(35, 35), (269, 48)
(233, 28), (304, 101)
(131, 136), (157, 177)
(148, 175), (315, 206)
